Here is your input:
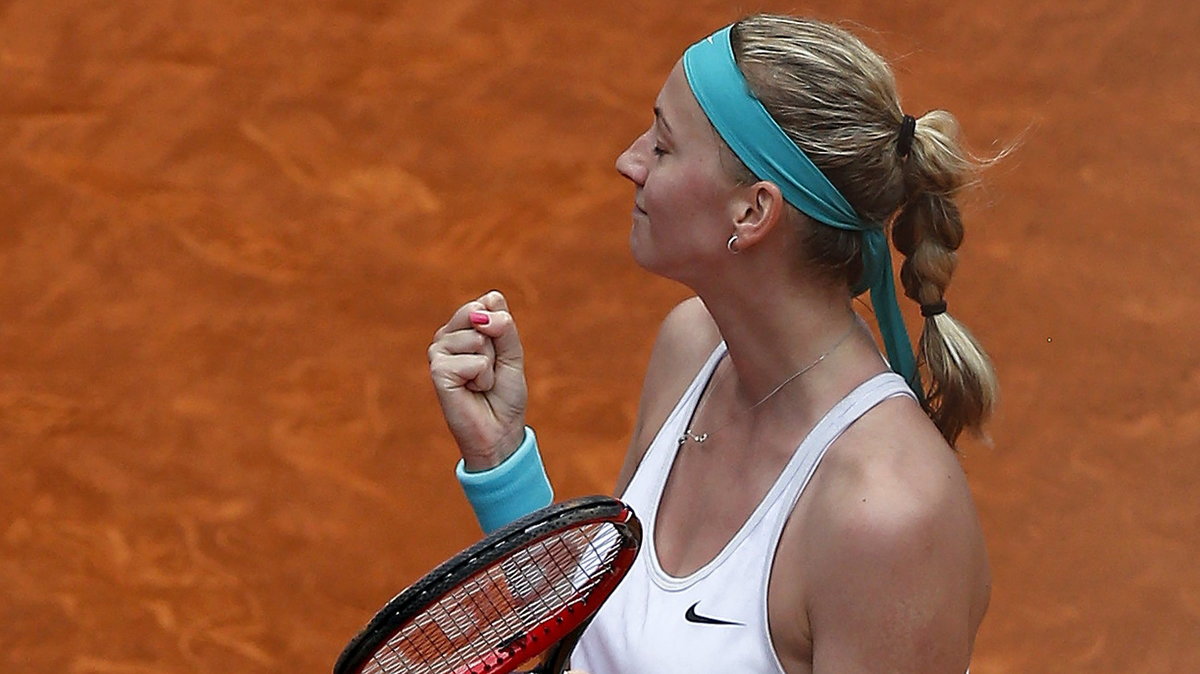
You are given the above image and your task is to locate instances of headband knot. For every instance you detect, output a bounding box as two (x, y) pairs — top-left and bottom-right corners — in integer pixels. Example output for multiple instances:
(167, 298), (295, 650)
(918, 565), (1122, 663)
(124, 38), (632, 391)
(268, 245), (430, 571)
(897, 114), (917, 158)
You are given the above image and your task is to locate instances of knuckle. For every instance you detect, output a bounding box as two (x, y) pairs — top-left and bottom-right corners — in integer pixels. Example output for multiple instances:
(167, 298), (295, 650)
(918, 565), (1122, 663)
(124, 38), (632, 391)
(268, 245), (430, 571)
(429, 353), (450, 369)
(452, 302), (478, 323)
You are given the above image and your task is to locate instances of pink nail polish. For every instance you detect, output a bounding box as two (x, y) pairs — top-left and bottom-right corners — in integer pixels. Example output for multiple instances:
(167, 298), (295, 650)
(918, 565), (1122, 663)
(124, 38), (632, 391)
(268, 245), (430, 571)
(469, 311), (490, 326)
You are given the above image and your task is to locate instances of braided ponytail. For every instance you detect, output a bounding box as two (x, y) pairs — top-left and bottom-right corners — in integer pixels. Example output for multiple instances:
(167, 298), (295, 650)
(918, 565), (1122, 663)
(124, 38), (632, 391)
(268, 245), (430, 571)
(728, 14), (1000, 445)
(892, 111), (998, 444)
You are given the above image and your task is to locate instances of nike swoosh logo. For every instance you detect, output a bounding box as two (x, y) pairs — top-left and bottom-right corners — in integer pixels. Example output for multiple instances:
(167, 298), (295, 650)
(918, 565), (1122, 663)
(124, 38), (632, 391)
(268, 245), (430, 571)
(684, 602), (744, 626)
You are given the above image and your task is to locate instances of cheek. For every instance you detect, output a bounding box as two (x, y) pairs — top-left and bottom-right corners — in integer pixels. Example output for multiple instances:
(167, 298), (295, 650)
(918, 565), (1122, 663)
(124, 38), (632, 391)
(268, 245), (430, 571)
(645, 165), (724, 226)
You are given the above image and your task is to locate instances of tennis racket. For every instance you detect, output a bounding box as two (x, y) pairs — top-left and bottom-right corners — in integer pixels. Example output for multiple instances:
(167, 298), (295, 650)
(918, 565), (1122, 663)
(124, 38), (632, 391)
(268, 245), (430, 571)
(334, 495), (641, 674)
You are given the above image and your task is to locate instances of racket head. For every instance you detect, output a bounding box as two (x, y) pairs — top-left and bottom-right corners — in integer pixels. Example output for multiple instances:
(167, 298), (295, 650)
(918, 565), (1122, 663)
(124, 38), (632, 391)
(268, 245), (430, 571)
(334, 495), (641, 674)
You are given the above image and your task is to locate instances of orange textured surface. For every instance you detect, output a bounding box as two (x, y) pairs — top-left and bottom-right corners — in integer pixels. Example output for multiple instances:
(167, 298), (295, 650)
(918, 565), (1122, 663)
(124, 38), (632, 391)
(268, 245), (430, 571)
(1, 1), (1198, 672)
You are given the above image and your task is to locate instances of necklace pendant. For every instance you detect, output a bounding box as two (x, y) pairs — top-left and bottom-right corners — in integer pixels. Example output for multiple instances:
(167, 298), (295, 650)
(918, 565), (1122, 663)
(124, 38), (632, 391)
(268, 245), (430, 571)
(694, 433), (708, 443)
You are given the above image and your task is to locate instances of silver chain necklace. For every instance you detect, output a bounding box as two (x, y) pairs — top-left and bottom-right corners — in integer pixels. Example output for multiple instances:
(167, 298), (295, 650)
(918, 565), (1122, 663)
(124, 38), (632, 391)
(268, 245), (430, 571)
(677, 322), (856, 447)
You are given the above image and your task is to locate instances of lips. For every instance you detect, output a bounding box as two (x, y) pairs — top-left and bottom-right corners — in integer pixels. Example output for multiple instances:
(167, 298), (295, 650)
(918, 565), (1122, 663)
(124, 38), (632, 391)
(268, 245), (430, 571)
(633, 191), (646, 215)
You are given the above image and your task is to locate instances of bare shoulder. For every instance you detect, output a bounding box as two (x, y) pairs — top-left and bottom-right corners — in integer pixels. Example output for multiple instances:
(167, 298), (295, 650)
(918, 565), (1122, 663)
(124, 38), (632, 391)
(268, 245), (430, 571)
(644, 296), (722, 387)
(813, 399), (978, 539)
(808, 398), (988, 582)
(798, 398), (990, 671)
(613, 297), (721, 495)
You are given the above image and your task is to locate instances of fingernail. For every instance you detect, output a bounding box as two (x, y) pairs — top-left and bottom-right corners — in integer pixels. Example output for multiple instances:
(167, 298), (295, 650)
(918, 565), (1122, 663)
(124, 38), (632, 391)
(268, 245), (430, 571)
(469, 311), (490, 326)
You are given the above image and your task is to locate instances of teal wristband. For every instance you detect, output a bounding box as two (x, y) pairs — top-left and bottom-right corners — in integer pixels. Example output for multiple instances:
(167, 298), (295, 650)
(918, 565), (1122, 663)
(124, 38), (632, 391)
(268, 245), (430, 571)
(456, 426), (554, 533)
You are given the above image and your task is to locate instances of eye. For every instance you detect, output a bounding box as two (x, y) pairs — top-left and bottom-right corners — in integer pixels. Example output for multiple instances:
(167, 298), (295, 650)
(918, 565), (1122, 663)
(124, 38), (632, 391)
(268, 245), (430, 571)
(652, 144), (667, 157)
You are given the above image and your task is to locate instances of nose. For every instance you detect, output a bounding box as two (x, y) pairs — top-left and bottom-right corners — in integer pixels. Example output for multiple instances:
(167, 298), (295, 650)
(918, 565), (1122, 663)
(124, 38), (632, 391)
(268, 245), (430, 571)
(616, 128), (652, 186)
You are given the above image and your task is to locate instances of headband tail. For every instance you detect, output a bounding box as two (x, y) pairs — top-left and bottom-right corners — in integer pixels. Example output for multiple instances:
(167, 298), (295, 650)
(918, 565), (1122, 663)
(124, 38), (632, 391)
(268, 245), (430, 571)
(863, 230), (922, 398)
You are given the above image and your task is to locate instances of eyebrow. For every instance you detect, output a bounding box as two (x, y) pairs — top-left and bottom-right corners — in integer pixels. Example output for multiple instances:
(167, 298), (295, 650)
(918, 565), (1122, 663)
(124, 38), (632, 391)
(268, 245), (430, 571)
(653, 106), (673, 135)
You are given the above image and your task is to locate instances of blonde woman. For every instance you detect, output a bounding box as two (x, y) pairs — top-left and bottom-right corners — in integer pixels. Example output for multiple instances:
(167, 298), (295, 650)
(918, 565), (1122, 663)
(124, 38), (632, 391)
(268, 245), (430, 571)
(429, 14), (997, 673)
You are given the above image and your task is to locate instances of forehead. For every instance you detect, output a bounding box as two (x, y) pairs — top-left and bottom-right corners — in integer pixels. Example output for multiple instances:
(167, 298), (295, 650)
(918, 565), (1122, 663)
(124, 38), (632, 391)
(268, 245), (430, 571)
(655, 60), (711, 140)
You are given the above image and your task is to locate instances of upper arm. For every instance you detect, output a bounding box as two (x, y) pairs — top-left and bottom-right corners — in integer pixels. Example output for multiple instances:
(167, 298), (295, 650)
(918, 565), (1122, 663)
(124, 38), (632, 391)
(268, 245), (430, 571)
(612, 297), (719, 496)
(810, 505), (972, 673)
(804, 415), (985, 673)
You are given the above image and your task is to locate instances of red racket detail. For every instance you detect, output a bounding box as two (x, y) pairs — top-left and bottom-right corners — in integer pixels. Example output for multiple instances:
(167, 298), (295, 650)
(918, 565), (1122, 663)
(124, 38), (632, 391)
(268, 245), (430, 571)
(334, 496), (641, 674)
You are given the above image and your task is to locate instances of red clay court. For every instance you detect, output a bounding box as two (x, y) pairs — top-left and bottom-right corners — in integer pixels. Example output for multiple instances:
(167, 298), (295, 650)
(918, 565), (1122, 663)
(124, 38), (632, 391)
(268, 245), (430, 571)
(1, 1), (1197, 672)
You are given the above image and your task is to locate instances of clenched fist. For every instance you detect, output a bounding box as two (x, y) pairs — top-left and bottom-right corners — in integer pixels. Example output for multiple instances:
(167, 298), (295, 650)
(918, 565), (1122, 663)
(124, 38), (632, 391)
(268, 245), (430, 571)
(428, 290), (528, 470)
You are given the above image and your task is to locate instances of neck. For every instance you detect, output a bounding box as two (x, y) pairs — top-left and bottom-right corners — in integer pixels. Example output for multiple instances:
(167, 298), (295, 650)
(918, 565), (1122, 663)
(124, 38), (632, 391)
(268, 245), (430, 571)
(693, 262), (885, 408)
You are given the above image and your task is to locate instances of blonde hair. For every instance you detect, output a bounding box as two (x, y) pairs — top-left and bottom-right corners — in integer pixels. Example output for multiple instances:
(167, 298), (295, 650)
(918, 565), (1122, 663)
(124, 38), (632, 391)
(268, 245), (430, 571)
(729, 14), (999, 445)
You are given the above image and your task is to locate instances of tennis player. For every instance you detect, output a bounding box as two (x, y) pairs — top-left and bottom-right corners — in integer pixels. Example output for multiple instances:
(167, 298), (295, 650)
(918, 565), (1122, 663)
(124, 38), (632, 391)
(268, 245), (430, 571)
(429, 14), (997, 673)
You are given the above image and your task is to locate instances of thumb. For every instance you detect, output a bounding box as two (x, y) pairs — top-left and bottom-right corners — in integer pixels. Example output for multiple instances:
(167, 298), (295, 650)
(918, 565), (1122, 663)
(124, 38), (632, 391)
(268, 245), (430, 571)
(471, 309), (523, 369)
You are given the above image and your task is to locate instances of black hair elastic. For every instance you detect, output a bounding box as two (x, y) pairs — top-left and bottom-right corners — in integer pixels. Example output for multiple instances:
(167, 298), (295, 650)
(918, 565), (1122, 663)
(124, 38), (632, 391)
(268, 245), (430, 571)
(897, 114), (917, 158)
(920, 300), (947, 318)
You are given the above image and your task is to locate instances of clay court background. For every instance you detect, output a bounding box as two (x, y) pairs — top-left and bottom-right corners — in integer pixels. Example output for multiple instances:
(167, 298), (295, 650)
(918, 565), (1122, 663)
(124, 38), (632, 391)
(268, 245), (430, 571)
(2, 0), (1198, 672)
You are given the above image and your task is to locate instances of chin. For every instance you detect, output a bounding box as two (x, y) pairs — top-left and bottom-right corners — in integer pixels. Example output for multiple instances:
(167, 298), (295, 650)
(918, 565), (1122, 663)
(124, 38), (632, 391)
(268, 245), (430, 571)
(630, 245), (687, 287)
(629, 234), (654, 272)
(628, 223), (691, 283)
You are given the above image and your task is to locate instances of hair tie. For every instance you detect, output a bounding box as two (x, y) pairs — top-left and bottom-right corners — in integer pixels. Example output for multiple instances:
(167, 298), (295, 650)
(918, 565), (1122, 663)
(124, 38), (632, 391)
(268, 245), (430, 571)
(897, 114), (917, 158)
(920, 300), (947, 318)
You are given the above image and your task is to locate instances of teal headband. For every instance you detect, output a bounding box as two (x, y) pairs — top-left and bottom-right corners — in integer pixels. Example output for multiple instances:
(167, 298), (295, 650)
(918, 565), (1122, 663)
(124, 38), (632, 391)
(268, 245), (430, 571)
(683, 25), (920, 394)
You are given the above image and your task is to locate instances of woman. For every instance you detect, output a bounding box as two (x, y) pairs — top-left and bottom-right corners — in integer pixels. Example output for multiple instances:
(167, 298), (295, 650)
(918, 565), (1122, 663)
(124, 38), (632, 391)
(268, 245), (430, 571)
(428, 14), (996, 673)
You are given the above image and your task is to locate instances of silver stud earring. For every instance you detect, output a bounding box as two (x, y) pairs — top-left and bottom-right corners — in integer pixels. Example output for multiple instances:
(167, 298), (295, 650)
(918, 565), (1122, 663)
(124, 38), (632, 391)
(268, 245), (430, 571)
(727, 234), (740, 254)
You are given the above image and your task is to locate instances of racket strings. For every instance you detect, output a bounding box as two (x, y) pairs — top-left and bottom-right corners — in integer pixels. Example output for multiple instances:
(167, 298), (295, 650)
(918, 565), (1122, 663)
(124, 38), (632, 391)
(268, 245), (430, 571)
(360, 522), (624, 674)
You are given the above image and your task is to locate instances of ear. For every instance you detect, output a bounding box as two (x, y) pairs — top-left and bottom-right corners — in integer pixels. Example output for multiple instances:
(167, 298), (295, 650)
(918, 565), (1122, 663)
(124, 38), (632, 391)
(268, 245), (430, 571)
(728, 181), (786, 251)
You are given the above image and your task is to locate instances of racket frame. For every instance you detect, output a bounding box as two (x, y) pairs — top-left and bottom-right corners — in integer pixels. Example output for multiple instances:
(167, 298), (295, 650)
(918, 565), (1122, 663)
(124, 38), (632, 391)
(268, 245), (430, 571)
(334, 495), (641, 674)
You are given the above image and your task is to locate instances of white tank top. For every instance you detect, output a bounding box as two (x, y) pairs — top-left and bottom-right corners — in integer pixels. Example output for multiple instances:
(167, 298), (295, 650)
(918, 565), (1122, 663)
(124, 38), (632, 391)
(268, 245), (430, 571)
(573, 342), (918, 673)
